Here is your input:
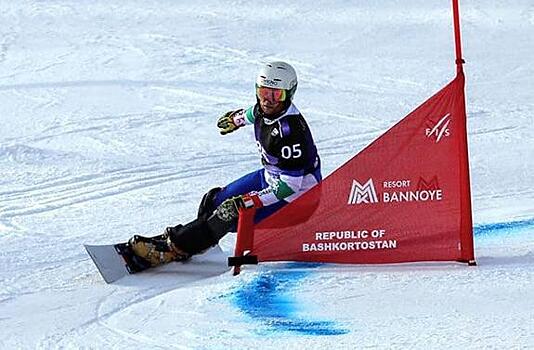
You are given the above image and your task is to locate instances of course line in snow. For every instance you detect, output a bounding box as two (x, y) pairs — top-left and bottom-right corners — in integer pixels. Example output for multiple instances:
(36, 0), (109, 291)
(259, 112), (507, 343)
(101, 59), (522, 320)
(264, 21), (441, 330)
(473, 218), (534, 237)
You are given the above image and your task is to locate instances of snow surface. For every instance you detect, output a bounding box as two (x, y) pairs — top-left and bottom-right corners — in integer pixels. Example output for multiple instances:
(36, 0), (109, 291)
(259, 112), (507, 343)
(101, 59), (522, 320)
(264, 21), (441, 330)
(0, 0), (533, 348)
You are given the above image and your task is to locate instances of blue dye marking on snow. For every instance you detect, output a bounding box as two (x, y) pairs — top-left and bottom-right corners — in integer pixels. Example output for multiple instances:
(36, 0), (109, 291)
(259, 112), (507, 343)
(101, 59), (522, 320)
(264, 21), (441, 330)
(229, 218), (533, 336)
(474, 218), (534, 237)
(230, 262), (348, 336)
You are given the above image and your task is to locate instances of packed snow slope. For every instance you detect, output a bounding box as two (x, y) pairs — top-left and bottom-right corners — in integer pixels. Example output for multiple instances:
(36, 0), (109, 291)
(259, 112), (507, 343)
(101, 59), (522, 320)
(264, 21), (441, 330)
(0, 0), (533, 349)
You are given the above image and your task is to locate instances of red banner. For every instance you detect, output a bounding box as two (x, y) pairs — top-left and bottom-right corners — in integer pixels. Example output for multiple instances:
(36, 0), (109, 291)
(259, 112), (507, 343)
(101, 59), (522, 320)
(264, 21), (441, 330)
(245, 73), (475, 265)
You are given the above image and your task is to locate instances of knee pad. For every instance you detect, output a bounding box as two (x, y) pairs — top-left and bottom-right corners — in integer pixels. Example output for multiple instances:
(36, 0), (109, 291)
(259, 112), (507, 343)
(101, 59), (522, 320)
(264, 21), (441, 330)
(197, 187), (222, 220)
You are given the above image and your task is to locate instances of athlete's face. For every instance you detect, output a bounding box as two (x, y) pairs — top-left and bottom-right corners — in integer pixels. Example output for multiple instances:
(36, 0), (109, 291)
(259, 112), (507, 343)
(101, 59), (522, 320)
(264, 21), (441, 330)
(257, 87), (286, 116)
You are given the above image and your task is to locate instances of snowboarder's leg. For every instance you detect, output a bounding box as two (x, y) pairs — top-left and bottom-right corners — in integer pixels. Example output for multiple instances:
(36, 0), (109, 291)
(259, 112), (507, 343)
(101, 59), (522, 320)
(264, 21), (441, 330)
(126, 168), (295, 267)
(212, 169), (288, 224)
(212, 169), (264, 207)
(127, 207), (235, 268)
(195, 169), (266, 222)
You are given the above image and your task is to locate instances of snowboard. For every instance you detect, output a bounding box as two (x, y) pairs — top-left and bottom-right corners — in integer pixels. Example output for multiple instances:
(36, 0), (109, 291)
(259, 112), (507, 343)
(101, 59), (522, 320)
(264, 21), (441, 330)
(85, 242), (229, 283)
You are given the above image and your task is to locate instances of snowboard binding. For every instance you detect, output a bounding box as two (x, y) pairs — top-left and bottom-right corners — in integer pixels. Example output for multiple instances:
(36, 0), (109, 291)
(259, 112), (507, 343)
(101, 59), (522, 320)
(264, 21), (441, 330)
(124, 233), (190, 270)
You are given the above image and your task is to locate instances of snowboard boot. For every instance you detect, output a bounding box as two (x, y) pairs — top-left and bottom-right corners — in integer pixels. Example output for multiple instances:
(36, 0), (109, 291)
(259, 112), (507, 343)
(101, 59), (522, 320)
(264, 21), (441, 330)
(128, 230), (190, 268)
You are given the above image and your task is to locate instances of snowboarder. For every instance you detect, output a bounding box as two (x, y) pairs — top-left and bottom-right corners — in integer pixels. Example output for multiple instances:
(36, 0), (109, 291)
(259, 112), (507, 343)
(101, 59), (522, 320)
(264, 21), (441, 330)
(128, 61), (322, 268)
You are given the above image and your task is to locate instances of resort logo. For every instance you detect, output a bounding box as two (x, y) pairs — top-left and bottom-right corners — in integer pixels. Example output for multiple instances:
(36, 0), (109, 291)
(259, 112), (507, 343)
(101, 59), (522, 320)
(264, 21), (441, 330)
(348, 177), (444, 205)
(348, 179), (379, 204)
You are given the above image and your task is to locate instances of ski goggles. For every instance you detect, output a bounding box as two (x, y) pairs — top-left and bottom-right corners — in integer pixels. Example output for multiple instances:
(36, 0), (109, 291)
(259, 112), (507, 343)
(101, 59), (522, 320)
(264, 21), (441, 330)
(256, 85), (287, 102)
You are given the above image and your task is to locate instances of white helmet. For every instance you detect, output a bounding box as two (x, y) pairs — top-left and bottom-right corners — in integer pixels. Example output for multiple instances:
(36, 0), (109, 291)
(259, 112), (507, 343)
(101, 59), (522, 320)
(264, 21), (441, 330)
(256, 61), (298, 101)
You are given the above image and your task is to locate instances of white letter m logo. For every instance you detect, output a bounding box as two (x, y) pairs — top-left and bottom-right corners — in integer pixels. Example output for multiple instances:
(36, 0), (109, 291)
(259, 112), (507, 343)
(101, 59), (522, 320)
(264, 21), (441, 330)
(348, 179), (379, 204)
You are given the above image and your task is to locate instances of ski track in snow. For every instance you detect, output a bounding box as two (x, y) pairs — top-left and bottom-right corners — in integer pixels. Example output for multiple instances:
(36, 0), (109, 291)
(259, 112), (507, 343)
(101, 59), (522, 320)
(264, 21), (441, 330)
(0, 161), (227, 220)
(90, 289), (187, 349)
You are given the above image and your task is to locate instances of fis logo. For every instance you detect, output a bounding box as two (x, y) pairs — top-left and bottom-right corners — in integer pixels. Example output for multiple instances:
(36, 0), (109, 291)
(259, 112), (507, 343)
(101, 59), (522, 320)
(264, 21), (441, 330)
(425, 113), (451, 142)
(348, 179), (378, 204)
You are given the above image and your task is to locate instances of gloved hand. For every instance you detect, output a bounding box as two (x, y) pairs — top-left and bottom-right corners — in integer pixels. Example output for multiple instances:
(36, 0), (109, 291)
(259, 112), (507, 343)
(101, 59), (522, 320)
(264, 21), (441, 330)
(217, 109), (245, 135)
(216, 193), (263, 222)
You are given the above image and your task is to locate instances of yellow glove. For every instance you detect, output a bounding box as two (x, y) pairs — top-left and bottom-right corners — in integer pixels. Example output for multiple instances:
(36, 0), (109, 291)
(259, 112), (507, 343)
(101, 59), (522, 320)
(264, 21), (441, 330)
(217, 109), (245, 135)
